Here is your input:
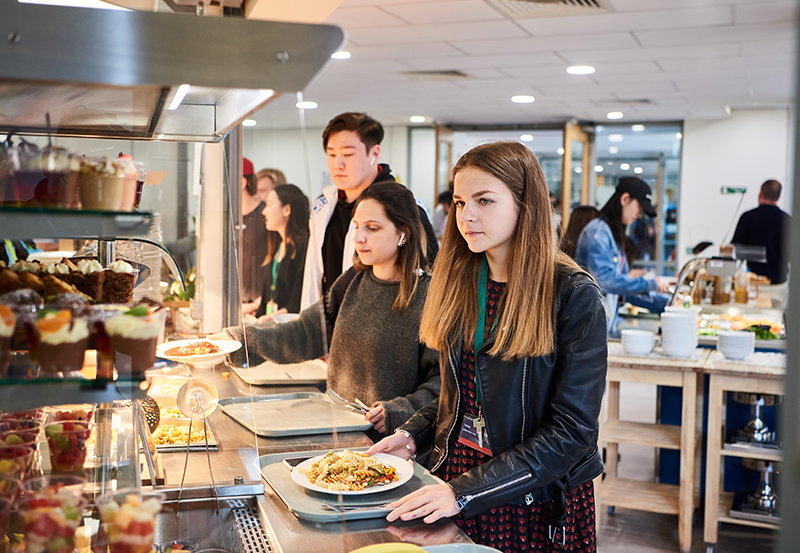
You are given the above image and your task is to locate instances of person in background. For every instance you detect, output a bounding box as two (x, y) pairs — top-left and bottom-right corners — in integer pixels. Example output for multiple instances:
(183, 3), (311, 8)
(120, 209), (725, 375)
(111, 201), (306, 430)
(256, 168), (287, 204)
(1, 240), (39, 266)
(366, 142), (606, 552)
(223, 182), (440, 439)
(559, 205), (599, 259)
(240, 157), (268, 305)
(732, 179), (791, 286)
(432, 190), (453, 244)
(550, 193), (563, 240)
(575, 177), (669, 335)
(300, 112), (439, 310)
(242, 185), (309, 320)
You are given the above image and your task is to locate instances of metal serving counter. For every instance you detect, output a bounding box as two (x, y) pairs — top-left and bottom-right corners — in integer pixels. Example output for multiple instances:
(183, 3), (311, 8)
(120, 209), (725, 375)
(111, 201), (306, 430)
(162, 365), (473, 552)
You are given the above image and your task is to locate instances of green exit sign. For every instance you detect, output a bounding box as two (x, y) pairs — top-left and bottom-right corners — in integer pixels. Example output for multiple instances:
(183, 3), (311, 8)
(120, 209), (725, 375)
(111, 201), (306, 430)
(721, 187), (747, 195)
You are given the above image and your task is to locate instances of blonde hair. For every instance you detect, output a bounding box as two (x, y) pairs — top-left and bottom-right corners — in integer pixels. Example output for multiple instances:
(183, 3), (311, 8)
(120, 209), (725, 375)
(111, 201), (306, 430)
(420, 141), (579, 360)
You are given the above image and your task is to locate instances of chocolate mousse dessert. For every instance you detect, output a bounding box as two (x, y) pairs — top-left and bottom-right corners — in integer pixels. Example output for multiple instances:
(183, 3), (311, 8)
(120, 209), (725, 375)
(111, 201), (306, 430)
(34, 309), (89, 375)
(0, 305), (15, 377)
(102, 260), (136, 304)
(104, 305), (164, 377)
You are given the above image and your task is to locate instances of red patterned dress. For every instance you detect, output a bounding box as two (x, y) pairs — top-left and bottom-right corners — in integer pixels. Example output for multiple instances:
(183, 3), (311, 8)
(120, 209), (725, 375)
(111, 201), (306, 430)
(435, 279), (597, 552)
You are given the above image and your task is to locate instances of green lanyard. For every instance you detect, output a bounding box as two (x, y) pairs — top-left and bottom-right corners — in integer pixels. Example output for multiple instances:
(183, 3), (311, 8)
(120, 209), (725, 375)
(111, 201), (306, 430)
(267, 248), (283, 315)
(473, 256), (493, 407)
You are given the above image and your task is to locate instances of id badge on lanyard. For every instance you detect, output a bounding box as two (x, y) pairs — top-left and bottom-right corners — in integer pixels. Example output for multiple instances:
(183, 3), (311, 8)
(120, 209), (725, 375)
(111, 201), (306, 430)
(457, 256), (494, 457)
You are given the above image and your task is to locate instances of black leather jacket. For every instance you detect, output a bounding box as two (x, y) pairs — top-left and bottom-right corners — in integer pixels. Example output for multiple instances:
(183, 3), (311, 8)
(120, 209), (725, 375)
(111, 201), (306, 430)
(400, 268), (607, 520)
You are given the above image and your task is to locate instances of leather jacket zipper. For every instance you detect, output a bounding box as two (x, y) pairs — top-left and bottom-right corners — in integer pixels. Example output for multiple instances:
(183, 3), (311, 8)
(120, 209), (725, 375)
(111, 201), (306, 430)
(521, 358), (528, 443)
(455, 472), (533, 511)
(432, 345), (461, 473)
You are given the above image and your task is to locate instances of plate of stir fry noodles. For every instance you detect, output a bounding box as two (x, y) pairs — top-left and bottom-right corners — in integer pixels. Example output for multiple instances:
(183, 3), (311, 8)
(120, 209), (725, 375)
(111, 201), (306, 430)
(292, 450), (413, 495)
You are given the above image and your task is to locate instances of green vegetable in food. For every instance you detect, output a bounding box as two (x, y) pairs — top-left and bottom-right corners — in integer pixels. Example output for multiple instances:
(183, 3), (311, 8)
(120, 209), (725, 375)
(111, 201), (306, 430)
(124, 305), (148, 317)
(746, 325), (779, 340)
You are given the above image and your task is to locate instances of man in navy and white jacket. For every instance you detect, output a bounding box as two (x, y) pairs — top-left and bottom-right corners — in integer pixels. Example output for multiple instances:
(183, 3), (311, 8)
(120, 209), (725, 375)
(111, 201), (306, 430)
(300, 112), (438, 310)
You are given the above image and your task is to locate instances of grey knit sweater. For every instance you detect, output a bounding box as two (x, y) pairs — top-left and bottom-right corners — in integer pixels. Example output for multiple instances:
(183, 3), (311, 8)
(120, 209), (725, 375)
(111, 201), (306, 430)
(225, 269), (440, 436)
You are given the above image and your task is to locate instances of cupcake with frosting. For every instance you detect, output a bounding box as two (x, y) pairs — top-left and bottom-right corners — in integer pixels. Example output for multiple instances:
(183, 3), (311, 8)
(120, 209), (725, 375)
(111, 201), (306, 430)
(33, 310), (89, 375)
(104, 305), (164, 377)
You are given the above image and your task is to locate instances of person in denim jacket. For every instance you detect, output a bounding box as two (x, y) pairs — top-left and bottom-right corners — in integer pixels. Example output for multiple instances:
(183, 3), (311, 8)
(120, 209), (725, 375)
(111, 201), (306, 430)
(575, 177), (669, 334)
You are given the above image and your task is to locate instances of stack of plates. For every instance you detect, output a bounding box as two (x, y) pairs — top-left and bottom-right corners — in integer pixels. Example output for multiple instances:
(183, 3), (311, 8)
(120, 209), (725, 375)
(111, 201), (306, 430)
(621, 329), (656, 356)
(661, 311), (697, 358)
(717, 330), (755, 360)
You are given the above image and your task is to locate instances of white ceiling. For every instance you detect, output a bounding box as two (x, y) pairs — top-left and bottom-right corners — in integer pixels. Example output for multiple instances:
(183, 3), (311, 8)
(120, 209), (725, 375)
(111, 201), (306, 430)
(250, 0), (798, 129)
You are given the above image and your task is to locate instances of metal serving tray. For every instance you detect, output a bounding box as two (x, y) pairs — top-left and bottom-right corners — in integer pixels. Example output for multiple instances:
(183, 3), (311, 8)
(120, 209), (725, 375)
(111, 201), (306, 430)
(152, 419), (219, 452)
(232, 359), (327, 386)
(259, 449), (443, 523)
(219, 393), (372, 437)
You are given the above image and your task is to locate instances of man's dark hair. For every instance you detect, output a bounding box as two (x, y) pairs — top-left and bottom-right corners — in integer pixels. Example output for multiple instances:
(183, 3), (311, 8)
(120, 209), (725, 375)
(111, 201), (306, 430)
(761, 179), (782, 202)
(437, 190), (453, 206)
(322, 112), (384, 152)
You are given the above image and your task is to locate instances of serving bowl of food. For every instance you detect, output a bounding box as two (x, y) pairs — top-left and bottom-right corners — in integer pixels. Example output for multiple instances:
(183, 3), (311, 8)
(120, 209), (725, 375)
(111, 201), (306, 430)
(155, 339), (241, 369)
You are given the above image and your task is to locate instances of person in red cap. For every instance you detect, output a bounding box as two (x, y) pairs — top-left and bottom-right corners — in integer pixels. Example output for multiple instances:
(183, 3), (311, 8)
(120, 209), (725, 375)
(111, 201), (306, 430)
(240, 157), (269, 306)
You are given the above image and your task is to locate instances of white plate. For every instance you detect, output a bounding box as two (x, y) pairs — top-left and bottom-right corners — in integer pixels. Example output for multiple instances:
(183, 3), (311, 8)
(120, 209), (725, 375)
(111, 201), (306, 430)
(156, 339), (242, 368)
(274, 313), (301, 324)
(291, 451), (413, 495)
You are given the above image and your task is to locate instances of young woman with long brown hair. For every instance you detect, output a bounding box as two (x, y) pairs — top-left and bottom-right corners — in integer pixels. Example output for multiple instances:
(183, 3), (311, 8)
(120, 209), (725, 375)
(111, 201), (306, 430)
(224, 181), (440, 438)
(367, 142), (608, 552)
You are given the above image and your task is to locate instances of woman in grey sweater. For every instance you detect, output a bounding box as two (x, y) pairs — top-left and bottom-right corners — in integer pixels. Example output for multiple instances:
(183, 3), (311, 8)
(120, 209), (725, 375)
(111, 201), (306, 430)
(224, 182), (440, 437)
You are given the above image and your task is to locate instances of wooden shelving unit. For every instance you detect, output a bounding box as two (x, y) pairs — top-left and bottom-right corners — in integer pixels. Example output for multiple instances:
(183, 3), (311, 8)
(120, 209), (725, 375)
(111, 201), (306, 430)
(597, 345), (709, 553)
(703, 351), (785, 553)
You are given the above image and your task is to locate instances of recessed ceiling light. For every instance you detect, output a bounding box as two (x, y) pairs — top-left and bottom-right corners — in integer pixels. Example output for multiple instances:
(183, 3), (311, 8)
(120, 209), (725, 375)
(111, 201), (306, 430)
(511, 95), (535, 104)
(596, 125), (605, 132)
(242, 119), (257, 127)
(574, 166), (583, 174)
(631, 124), (645, 131)
(520, 134), (534, 142)
(608, 134), (624, 142)
(620, 163), (630, 170)
(607, 111), (624, 120)
(633, 167), (644, 174)
(409, 116), (426, 123)
(608, 146), (619, 154)
(676, 132), (683, 139)
(331, 51), (351, 60)
(296, 101), (318, 109)
(594, 165), (604, 173)
(557, 147), (565, 156)
(566, 65), (595, 75)
(168, 84), (191, 111)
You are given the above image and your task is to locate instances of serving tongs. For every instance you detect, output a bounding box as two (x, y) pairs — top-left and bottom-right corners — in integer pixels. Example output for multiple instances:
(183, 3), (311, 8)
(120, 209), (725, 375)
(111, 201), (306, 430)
(325, 388), (369, 415)
(175, 378), (220, 516)
(321, 501), (391, 513)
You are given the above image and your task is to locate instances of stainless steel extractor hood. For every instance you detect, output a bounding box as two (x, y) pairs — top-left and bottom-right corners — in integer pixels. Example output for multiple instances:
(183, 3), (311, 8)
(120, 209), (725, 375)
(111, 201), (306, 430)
(0, 2), (345, 141)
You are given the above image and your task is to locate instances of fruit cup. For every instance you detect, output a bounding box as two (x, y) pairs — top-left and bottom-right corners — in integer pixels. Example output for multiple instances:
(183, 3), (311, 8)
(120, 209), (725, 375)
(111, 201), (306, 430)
(0, 495), (12, 553)
(44, 422), (92, 473)
(22, 475), (85, 504)
(50, 405), (94, 425)
(0, 422), (41, 449)
(158, 540), (198, 553)
(0, 446), (37, 482)
(97, 489), (165, 553)
(0, 409), (47, 423)
(16, 494), (87, 553)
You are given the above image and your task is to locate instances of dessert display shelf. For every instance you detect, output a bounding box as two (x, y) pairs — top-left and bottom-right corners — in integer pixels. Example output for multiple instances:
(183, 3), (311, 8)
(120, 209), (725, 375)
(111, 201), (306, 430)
(0, 377), (147, 411)
(0, 207), (153, 240)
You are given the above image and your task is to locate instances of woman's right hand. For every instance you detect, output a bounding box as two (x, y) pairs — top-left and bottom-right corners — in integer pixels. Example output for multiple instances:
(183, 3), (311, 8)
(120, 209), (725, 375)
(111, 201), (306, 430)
(655, 277), (670, 292)
(365, 431), (416, 460)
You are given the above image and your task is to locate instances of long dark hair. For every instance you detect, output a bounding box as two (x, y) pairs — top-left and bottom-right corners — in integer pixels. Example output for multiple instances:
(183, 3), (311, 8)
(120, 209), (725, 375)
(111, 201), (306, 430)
(352, 181), (428, 310)
(560, 205), (599, 259)
(598, 188), (628, 247)
(264, 184), (309, 264)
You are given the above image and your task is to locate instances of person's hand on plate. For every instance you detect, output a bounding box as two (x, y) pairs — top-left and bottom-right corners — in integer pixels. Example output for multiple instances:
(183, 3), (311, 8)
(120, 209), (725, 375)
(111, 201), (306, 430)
(241, 297), (261, 315)
(365, 404), (386, 433)
(366, 431), (415, 460)
(386, 484), (459, 524)
(655, 277), (670, 292)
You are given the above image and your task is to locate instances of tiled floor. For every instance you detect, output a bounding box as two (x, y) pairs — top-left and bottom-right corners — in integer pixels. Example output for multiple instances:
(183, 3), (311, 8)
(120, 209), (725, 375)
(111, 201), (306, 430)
(596, 382), (780, 552)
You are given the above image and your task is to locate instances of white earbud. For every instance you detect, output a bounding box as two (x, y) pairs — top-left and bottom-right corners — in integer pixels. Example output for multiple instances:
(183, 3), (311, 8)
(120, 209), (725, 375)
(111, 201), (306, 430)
(370, 157), (376, 166)
(398, 232), (406, 247)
